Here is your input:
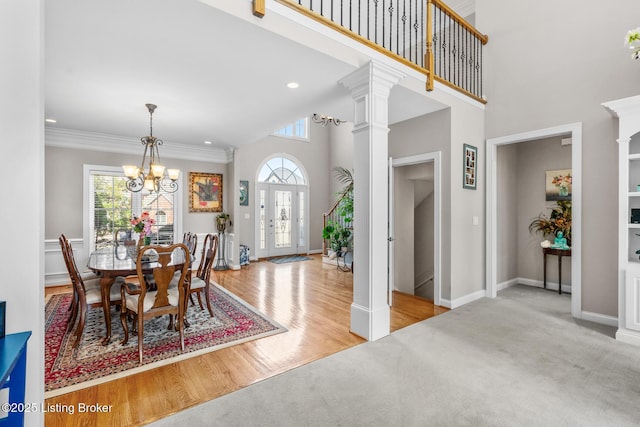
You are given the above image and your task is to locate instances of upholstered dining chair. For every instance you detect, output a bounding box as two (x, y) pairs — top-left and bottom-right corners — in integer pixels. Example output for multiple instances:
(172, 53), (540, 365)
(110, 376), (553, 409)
(188, 233), (218, 317)
(59, 234), (124, 347)
(120, 243), (190, 364)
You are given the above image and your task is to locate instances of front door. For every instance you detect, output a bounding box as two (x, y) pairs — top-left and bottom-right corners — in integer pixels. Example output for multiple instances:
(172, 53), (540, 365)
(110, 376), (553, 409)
(255, 183), (307, 258)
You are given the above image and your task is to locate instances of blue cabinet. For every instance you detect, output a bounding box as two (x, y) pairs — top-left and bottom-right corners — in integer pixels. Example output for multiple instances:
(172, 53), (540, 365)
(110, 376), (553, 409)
(0, 331), (31, 426)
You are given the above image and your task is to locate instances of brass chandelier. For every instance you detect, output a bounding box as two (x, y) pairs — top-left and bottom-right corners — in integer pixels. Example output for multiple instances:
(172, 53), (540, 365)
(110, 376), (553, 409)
(123, 104), (179, 193)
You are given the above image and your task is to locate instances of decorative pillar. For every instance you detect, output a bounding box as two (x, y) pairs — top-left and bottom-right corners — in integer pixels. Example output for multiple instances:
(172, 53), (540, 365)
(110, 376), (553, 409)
(339, 61), (405, 341)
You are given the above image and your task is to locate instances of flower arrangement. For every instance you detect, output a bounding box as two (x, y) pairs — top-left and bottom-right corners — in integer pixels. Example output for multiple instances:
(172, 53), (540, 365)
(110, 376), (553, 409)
(625, 27), (640, 60)
(131, 212), (155, 238)
(551, 173), (572, 196)
(528, 201), (572, 247)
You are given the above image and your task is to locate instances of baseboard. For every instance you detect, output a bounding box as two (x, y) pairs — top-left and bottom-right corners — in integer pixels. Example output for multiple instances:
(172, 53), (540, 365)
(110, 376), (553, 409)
(496, 278), (519, 292)
(307, 249), (323, 255)
(615, 328), (640, 347)
(510, 277), (572, 294)
(581, 311), (618, 327)
(441, 289), (486, 310)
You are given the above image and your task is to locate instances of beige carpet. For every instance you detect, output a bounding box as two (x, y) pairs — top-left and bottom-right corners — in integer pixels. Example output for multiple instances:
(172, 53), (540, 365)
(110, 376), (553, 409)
(150, 285), (640, 426)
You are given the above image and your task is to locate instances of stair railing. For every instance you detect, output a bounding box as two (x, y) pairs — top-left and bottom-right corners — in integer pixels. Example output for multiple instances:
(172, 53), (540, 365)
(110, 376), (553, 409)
(257, 0), (488, 103)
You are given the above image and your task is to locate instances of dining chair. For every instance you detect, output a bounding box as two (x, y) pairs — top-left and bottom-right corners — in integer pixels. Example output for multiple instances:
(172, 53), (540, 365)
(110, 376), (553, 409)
(59, 234), (124, 348)
(182, 232), (198, 259)
(188, 234), (218, 317)
(120, 243), (190, 364)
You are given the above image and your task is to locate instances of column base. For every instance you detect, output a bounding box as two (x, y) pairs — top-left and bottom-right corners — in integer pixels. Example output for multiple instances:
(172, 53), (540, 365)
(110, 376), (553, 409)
(350, 303), (390, 341)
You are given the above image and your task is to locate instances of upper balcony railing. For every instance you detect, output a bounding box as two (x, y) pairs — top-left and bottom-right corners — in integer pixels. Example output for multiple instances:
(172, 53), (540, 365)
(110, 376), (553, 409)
(254, 0), (488, 103)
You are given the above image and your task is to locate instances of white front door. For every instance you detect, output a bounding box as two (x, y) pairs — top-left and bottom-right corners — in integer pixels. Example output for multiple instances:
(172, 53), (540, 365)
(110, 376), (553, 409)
(255, 183), (307, 258)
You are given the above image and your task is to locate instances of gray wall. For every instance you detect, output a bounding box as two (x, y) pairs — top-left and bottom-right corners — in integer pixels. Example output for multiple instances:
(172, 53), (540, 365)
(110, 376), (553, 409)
(45, 145), (227, 240)
(234, 122), (330, 253)
(393, 166), (416, 294)
(416, 190), (435, 299)
(497, 137), (572, 286)
(478, 0), (640, 316)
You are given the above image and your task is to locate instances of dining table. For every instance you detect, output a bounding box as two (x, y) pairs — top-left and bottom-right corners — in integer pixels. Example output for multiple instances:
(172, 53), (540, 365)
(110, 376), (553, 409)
(87, 245), (190, 345)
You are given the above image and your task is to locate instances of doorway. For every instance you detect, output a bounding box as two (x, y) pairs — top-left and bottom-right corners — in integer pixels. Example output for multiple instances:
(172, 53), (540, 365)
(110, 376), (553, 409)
(486, 123), (582, 318)
(389, 152), (442, 307)
(254, 155), (309, 258)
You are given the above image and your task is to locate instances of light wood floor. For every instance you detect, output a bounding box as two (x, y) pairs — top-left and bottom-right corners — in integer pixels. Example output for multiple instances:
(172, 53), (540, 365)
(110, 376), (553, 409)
(44, 255), (448, 426)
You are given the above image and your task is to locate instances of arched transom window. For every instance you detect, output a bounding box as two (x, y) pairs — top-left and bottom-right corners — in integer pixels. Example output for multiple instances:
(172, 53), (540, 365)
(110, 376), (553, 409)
(258, 156), (306, 185)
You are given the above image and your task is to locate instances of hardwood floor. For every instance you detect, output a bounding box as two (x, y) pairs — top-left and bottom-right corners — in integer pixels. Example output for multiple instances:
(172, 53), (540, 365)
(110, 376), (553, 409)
(44, 255), (447, 426)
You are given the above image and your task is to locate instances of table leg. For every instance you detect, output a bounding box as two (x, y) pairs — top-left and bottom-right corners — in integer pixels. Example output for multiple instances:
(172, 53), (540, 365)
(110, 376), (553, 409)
(100, 277), (115, 345)
(558, 255), (562, 295)
(543, 252), (547, 290)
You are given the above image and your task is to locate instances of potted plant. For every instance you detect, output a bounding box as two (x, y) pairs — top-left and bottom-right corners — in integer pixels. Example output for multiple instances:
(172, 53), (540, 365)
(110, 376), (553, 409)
(528, 201), (572, 247)
(216, 212), (230, 233)
(322, 167), (354, 257)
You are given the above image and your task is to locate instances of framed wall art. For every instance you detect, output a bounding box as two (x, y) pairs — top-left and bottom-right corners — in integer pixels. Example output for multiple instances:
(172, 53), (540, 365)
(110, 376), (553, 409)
(189, 172), (223, 212)
(463, 144), (477, 190)
(545, 169), (572, 201)
(239, 180), (249, 206)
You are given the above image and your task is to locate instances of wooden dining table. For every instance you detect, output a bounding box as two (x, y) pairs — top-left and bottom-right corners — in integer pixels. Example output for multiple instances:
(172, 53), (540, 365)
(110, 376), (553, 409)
(87, 246), (189, 345)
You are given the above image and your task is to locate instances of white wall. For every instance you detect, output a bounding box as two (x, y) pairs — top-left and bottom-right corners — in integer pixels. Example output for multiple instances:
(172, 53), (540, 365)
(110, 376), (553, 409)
(477, 0), (640, 316)
(393, 166), (415, 294)
(0, 0), (44, 424)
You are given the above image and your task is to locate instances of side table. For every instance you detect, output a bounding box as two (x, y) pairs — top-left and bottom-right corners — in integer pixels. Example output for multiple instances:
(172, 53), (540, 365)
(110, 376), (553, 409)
(543, 247), (571, 295)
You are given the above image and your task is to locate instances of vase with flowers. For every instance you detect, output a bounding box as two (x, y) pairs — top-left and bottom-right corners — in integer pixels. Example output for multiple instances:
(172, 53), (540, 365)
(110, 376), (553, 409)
(551, 173), (572, 197)
(131, 212), (155, 246)
(528, 201), (572, 248)
(625, 27), (640, 60)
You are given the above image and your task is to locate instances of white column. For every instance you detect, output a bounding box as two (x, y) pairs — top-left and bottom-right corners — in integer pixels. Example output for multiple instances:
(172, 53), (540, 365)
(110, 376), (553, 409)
(340, 61), (405, 341)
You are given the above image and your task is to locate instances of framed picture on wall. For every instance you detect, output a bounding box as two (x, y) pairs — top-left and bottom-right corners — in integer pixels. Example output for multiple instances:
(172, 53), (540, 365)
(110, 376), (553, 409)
(463, 144), (477, 190)
(189, 172), (223, 212)
(545, 169), (572, 201)
(239, 180), (249, 206)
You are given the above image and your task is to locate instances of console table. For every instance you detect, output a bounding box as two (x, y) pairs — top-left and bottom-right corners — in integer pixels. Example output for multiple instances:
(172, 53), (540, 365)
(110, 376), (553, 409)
(0, 331), (31, 426)
(543, 248), (571, 295)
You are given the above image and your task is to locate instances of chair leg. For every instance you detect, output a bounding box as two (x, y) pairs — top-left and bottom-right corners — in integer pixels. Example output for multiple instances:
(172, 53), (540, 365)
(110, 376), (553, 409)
(204, 285), (213, 317)
(196, 292), (204, 310)
(73, 308), (86, 348)
(137, 315), (144, 364)
(67, 295), (79, 332)
(120, 308), (129, 345)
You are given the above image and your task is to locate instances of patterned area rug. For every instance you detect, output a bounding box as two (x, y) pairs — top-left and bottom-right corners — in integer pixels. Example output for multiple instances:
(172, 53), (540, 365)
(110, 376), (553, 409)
(45, 283), (286, 398)
(268, 255), (312, 264)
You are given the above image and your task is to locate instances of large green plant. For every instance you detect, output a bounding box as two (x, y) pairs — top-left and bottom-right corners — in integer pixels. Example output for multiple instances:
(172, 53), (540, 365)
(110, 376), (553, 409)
(323, 167), (354, 253)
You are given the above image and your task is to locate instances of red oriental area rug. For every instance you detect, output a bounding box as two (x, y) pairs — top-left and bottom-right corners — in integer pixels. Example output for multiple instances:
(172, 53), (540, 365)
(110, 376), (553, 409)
(45, 282), (286, 398)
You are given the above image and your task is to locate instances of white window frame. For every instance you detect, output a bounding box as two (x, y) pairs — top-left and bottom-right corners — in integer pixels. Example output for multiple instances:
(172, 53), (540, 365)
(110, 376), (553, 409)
(83, 164), (183, 257)
(273, 117), (309, 141)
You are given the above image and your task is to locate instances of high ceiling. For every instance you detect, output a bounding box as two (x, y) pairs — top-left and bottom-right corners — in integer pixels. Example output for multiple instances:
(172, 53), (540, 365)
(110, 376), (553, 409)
(45, 0), (471, 153)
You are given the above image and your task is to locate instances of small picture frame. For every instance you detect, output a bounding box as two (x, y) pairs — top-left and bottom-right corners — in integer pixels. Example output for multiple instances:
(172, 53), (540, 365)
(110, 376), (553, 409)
(463, 144), (477, 190)
(545, 169), (572, 201)
(189, 172), (223, 212)
(0, 301), (5, 339)
(239, 180), (249, 206)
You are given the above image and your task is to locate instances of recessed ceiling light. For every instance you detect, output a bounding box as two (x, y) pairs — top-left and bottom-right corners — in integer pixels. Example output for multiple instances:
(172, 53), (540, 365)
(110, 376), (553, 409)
(204, 140), (213, 145)
(287, 82), (299, 89)
(45, 118), (57, 123)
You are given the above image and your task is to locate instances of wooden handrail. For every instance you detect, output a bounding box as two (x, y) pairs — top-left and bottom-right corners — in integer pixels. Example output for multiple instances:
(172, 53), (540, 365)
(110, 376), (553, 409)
(432, 0), (488, 44)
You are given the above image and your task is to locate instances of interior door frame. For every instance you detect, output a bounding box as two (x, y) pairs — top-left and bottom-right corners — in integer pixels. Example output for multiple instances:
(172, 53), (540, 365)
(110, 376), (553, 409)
(485, 122), (582, 318)
(389, 152), (442, 306)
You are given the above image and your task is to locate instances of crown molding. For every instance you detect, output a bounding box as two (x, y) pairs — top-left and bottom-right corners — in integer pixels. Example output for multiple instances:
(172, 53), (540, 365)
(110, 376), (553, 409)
(45, 128), (231, 164)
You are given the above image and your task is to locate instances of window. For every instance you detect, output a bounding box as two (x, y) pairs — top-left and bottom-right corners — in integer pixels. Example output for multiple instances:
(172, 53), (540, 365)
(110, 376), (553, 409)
(258, 156), (306, 185)
(85, 165), (181, 251)
(274, 117), (309, 140)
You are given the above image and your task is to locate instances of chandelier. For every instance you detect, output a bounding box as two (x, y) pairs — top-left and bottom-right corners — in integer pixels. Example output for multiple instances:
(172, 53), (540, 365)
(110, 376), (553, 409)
(311, 113), (346, 127)
(122, 104), (179, 193)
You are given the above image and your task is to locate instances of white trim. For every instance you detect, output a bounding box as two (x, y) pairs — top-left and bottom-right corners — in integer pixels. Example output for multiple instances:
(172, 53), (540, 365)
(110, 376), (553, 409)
(391, 151), (442, 306)
(496, 278), (520, 292)
(510, 277), (572, 294)
(307, 249), (323, 255)
(440, 289), (486, 310)
(615, 329), (640, 346)
(582, 311), (618, 328)
(46, 127), (230, 163)
(486, 122), (583, 319)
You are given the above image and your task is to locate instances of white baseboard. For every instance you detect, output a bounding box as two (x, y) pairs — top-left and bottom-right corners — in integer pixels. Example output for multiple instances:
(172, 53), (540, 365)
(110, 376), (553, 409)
(501, 277), (572, 294)
(440, 289), (486, 310)
(307, 249), (323, 255)
(616, 328), (640, 347)
(581, 311), (618, 327)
